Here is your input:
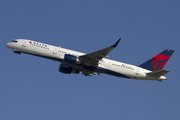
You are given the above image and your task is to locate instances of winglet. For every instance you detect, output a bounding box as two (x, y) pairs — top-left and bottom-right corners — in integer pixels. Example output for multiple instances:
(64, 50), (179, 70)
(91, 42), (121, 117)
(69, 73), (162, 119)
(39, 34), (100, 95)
(111, 38), (121, 47)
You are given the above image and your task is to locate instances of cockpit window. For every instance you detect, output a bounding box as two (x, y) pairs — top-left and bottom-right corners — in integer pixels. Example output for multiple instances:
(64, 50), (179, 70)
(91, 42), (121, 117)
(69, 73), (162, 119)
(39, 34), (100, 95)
(11, 40), (18, 43)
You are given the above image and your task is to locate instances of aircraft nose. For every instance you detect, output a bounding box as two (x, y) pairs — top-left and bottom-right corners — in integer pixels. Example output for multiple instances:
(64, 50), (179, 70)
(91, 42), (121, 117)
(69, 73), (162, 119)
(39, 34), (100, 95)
(6, 42), (11, 49)
(6, 42), (9, 47)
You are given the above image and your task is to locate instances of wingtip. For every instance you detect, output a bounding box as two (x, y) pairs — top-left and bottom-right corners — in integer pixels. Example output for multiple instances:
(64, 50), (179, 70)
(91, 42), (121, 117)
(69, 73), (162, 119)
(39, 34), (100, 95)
(111, 38), (121, 47)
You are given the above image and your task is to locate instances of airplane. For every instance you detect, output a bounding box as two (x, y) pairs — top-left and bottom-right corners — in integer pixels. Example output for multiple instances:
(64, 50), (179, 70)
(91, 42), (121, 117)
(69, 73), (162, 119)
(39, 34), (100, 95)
(6, 38), (174, 81)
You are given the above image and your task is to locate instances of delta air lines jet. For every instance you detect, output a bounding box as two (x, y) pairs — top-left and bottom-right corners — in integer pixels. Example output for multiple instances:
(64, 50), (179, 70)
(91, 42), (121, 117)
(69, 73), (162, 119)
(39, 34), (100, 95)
(6, 39), (174, 81)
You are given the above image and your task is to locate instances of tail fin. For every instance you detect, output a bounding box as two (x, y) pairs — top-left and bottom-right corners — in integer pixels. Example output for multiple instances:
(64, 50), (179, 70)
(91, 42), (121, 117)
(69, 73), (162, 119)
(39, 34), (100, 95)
(139, 49), (174, 71)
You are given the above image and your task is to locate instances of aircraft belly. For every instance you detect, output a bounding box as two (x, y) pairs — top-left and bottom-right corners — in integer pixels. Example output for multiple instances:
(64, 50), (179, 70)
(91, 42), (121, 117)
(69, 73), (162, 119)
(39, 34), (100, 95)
(95, 67), (130, 78)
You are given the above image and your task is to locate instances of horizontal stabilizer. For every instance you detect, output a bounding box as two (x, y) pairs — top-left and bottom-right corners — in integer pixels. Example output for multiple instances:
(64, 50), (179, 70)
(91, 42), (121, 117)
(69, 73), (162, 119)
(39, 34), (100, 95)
(146, 70), (169, 77)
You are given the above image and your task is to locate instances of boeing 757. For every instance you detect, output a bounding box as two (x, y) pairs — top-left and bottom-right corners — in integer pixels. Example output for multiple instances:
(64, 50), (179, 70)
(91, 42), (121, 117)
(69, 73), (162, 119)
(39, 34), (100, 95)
(6, 39), (174, 81)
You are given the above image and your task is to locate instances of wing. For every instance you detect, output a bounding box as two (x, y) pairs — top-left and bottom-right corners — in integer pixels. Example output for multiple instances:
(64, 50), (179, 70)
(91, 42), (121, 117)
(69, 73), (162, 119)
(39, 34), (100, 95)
(79, 38), (121, 67)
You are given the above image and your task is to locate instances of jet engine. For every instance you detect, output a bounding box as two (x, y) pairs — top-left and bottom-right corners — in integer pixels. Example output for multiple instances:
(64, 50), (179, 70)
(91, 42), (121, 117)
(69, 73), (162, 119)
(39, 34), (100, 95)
(59, 63), (79, 74)
(64, 54), (81, 64)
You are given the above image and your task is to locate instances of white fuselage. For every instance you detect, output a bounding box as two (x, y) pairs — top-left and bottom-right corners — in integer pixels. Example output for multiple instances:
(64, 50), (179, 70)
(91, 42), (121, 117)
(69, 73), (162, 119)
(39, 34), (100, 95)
(6, 39), (167, 80)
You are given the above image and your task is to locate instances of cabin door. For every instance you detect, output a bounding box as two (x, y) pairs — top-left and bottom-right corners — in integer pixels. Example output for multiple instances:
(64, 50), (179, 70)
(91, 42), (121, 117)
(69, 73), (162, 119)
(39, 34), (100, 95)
(22, 41), (26, 47)
(53, 48), (57, 55)
(136, 69), (139, 75)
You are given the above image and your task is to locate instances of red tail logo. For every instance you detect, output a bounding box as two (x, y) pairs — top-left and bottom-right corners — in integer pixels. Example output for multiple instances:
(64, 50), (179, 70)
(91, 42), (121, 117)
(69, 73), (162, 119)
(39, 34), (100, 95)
(139, 49), (174, 71)
(151, 54), (170, 71)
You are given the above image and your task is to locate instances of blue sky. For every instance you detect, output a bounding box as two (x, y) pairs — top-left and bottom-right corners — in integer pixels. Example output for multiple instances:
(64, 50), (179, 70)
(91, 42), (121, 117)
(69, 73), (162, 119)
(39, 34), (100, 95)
(1, 0), (180, 120)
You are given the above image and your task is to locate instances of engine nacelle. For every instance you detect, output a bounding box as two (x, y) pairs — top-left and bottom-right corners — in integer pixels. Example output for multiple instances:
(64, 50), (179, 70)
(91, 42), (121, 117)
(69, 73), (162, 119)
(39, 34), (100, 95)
(59, 64), (79, 74)
(64, 54), (80, 64)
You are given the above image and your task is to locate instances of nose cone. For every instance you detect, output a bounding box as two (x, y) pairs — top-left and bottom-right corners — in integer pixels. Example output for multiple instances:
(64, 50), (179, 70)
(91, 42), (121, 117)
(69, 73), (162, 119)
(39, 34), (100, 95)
(6, 42), (13, 50)
(6, 42), (11, 48)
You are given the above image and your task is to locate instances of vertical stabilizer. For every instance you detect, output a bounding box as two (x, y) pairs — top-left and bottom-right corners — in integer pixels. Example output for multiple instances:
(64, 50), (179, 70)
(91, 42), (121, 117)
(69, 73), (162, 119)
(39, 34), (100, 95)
(139, 49), (174, 71)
